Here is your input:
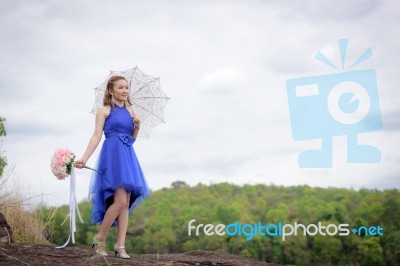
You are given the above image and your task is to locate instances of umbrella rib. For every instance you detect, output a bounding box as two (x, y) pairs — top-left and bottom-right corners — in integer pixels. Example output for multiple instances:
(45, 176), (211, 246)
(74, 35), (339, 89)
(134, 103), (165, 123)
(131, 77), (160, 97)
(132, 96), (170, 100)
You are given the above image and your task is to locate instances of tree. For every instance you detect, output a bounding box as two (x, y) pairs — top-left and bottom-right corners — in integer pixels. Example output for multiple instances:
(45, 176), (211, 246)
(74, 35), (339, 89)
(0, 116), (7, 176)
(41, 181), (398, 265)
(171, 181), (189, 189)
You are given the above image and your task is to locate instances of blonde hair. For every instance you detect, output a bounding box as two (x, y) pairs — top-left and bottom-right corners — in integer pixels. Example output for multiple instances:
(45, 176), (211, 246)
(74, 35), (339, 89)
(103, 75), (133, 108)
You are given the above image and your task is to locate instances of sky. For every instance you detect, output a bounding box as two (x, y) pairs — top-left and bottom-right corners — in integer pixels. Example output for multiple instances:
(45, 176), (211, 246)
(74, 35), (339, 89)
(0, 0), (399, 207)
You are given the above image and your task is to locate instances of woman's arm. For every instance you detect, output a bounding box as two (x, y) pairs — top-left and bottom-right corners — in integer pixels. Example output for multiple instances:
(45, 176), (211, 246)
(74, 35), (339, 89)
(74, 106), (108, 168)
(129, 105), (141, 140)
(133, 118), (140, 139)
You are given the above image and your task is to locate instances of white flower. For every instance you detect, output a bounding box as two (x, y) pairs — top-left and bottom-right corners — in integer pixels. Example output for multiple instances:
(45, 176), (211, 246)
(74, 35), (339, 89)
(63, 156), (71, 164)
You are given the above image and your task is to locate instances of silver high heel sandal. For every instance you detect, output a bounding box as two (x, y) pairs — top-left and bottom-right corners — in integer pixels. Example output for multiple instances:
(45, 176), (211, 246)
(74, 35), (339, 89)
(114, 243), (131, 259)
(92, 236), (108, 256)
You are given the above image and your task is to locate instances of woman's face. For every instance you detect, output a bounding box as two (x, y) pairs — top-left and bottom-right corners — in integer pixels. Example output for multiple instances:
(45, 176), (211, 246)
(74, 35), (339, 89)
(111, 79), (129, 102)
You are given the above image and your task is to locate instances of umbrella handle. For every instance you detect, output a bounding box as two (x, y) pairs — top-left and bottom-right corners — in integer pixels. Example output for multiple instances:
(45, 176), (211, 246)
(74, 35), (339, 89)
(82, 165), (102, 173)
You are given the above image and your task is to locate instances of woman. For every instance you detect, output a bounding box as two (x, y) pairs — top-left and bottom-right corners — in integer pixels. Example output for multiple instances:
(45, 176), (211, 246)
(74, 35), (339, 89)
(75, 75), (150, 258)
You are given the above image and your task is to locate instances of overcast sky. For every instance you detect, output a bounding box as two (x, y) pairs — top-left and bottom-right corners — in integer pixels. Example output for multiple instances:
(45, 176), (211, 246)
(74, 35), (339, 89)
(0, 0), (399, 207)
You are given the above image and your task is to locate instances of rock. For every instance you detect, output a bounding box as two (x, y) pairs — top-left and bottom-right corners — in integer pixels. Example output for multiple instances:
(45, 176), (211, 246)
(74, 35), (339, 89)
(0, 212), (12, 244)
(0, 244), (291, 266)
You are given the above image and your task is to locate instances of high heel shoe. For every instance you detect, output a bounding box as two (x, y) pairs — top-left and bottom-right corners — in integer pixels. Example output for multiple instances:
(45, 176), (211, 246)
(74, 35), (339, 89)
(92, 236), (108, 256)
(114, 243), (131, 259)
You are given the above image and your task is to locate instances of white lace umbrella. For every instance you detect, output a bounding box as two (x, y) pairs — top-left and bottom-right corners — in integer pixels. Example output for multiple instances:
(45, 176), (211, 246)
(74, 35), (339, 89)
(91, 66), (169, 138)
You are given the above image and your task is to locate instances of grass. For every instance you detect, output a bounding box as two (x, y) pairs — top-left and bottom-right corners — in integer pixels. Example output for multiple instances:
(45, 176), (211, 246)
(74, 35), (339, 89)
(0, 169), (56, 244)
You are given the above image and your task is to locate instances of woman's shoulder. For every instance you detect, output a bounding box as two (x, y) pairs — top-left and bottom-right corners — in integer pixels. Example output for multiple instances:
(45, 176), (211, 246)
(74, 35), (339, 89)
(97, 105), (111, 118)
(125, 104), (134, 117)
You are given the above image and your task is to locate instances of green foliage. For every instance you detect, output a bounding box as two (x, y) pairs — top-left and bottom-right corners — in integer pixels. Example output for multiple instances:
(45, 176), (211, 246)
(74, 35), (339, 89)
(41, 182), (399, 266)
(0, 116), (7, 176)
(0, 117), (6, 137)
(0, 155), (6, 176)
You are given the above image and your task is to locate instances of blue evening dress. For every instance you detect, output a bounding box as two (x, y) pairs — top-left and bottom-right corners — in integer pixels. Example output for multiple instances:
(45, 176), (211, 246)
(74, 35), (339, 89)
(89, 104), (150, 227)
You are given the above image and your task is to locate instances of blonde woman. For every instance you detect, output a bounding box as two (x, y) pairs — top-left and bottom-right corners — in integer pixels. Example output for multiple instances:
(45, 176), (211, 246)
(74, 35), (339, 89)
(75, 75), (150, 258)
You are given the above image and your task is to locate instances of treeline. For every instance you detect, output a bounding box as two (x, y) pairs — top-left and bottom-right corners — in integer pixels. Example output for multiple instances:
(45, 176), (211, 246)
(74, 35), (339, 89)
(41, 182), (400, 266)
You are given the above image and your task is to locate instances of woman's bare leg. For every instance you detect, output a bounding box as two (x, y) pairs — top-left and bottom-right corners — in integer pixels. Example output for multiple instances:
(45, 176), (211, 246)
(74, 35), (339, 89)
(116, 192), (131, 249)
(95, 189), (128, 250)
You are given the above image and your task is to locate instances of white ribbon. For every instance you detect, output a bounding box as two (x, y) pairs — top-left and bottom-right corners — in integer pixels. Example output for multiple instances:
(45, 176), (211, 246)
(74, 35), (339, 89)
(56, 167), (84, 248)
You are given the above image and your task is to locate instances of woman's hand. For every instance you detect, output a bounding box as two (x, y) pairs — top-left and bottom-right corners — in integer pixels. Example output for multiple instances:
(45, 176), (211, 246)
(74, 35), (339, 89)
(133, 116), (141, 131)
(74, 158), (86, 169)
(132, 116), (141, 139)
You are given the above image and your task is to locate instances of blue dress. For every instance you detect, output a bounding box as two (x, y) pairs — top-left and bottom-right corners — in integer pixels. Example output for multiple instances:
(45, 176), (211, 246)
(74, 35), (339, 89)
(89, 104), (150, 226)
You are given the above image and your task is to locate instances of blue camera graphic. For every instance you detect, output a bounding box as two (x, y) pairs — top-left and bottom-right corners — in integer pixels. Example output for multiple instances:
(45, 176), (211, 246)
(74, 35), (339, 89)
(286, 40), (382, 168)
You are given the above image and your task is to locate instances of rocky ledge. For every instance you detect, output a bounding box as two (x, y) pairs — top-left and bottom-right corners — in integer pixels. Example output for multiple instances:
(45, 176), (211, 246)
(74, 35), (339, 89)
(0, 243), (290, 266)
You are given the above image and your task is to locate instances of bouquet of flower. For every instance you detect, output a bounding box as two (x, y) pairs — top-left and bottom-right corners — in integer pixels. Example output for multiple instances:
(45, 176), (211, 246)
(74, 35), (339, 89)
(50, 148), (76, 180)
(50, 148), (100, 180)
(50, 148), (85, 248)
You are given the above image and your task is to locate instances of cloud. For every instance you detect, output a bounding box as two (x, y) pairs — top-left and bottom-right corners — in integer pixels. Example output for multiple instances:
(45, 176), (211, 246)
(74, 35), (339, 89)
(198, 66), (246, 94)
(0, 0), (399, 207)
(271, 0), (383, 23)
(382, 102), (400, 131)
